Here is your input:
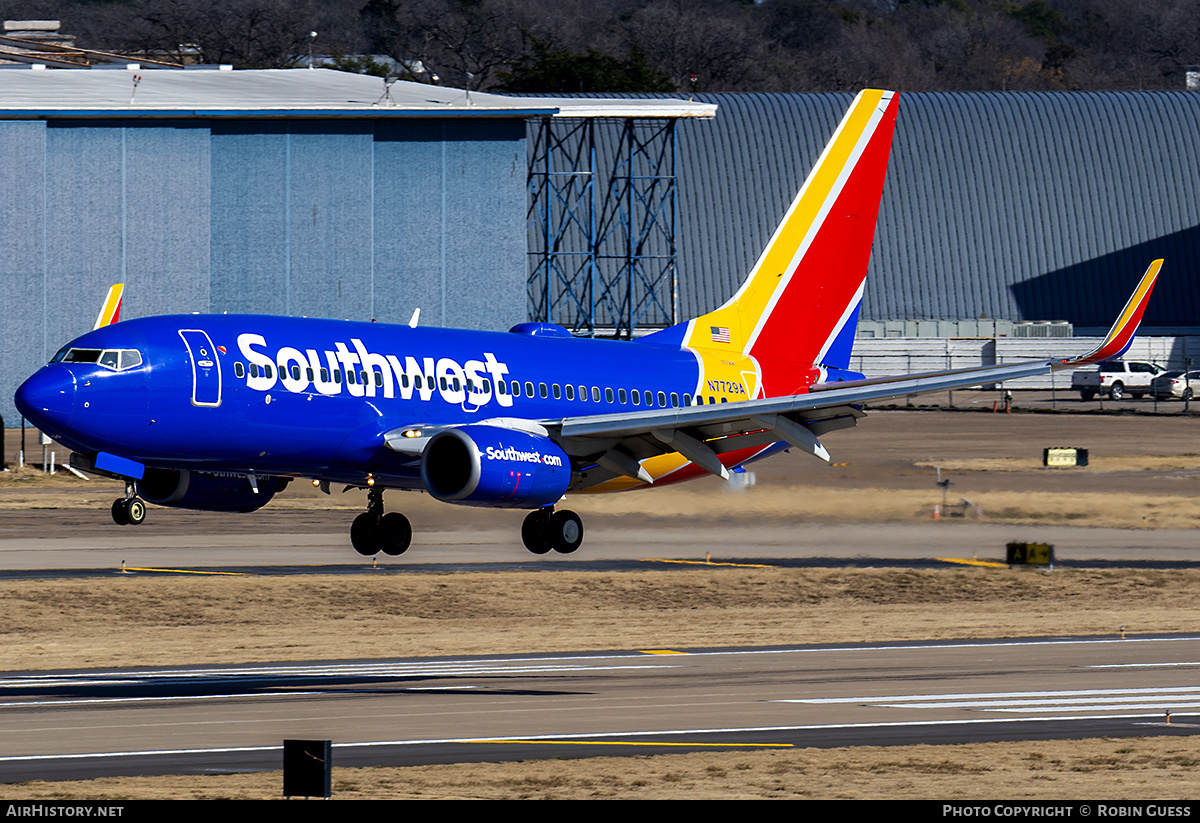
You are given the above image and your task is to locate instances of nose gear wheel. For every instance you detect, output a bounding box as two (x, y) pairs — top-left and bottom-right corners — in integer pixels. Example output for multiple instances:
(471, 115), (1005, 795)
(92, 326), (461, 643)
(111, 481), (147, 526)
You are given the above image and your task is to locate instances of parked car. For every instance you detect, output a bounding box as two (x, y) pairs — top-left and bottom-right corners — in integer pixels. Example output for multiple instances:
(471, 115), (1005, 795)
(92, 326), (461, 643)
(1151, 370), (1200, 400)
(1070, 360), (1165, 400)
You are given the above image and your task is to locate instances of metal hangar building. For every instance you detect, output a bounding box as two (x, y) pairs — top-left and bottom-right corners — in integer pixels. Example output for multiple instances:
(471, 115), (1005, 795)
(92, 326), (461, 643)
(0, 68), (710, 424)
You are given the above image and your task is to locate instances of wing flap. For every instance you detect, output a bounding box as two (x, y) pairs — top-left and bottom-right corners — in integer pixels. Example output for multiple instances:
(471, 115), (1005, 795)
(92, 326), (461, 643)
(551, 355), (1068, 489)
(556, 358), (1050, 444)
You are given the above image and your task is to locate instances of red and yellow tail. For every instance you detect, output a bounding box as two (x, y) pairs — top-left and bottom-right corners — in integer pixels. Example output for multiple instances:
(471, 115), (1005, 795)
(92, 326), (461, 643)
(683, 89), (899, 398)
(93, 284), (124, 330)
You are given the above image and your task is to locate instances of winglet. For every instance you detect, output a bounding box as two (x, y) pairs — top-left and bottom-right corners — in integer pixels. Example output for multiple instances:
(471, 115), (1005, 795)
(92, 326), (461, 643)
(93, 284), (124, 330)
(1069, 260), (1162, 365)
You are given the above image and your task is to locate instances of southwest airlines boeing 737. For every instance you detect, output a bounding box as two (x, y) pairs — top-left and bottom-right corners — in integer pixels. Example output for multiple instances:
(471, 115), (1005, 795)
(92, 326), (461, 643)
(13, 90), (1161, 556)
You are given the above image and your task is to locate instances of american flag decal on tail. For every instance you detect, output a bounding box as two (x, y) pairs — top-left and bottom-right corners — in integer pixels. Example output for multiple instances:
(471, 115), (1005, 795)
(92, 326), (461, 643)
(710, 326), (731, 343)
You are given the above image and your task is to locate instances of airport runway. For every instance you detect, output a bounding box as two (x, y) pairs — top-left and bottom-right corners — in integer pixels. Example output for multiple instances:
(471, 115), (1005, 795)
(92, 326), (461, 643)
(0, 519), (1198, 574)
(0, 634), (1197, 781)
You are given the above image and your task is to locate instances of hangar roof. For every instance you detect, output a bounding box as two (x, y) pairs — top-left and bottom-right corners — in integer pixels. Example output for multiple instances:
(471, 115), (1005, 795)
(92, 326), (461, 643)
(0, 67), (716, 119)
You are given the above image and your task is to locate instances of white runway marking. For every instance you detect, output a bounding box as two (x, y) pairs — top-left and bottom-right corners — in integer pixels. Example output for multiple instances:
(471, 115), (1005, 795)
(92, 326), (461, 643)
(1089, 662), (1200, 668)
(784, 687), (1200, 714)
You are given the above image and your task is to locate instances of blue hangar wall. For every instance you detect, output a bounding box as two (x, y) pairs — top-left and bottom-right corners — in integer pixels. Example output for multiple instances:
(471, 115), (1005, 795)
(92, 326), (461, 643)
(0, 117), (527, 425)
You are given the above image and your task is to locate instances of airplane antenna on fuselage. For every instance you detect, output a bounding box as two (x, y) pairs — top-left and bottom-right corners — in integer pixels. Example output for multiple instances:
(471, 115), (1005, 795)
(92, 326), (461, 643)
(408, 308), (420, 328)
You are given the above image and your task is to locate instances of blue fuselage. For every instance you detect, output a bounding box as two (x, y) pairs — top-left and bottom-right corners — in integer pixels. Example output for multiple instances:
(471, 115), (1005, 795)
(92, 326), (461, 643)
(15, 314), (703, 488)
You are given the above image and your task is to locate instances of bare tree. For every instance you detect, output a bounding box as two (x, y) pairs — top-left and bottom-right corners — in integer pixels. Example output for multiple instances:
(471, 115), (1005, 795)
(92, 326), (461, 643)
(13, 0), (1200, 92)
(620, 0), (771, 91)
(102, 0), (332, 68)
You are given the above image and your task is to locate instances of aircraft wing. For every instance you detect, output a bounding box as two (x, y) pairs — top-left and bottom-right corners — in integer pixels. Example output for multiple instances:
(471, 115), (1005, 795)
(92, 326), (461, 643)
(548, 357), (1053, 486)
(547, 260), (1162, 487)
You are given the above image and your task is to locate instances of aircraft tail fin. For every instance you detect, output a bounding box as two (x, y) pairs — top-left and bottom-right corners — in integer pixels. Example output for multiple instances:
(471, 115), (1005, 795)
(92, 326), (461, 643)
(93, 284), (124, 330)
(664, 89), (898, 396)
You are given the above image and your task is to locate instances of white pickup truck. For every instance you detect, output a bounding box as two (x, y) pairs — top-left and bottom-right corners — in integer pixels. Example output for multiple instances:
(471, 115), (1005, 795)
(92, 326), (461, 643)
(1070, 360), (1166, 400)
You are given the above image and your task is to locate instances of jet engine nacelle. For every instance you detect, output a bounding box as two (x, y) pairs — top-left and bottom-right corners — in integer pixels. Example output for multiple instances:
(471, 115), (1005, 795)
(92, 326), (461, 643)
(421, 425), (571, 508)
(137, 468), (284, 513)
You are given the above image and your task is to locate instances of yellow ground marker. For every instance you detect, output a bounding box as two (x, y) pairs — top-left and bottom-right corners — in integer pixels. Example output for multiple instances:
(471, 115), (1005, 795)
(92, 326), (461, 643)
(644, 559), (777, 569)
(120, 566), (246, 576)
(640, 650), (688, 655)
(937, 558), (1008, 569)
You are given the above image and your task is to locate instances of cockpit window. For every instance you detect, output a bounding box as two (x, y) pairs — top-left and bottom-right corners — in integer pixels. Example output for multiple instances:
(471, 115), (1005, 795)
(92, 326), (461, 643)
(60, 348), (102, 364)
(51, 347), (143, 371)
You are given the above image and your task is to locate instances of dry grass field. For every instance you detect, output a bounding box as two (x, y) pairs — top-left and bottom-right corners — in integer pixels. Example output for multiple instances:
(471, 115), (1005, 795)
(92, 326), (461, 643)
(1, 567), (1198, 671)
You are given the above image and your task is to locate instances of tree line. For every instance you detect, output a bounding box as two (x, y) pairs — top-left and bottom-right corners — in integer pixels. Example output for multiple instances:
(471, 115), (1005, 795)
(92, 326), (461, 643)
(4, 0), (1199, 92)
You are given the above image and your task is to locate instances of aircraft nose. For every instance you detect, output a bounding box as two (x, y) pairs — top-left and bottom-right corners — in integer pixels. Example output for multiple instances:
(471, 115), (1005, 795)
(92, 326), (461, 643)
(14, 366), (76, 425)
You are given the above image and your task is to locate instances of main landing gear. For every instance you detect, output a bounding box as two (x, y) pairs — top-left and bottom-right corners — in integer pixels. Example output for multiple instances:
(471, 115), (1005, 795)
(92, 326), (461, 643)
(350, 486), (412, 557)
(111, 482), (146, 526)
(344, 491), (583, 557)
(521, 508), (584, 554)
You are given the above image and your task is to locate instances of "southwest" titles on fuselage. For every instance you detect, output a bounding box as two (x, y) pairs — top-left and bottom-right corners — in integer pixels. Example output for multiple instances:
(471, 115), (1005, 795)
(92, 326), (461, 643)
(236, 333), (512, 407)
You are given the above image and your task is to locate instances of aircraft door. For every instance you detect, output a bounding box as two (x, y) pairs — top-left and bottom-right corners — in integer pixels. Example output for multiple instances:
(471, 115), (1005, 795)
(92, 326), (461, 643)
(179, 329), (222, 407)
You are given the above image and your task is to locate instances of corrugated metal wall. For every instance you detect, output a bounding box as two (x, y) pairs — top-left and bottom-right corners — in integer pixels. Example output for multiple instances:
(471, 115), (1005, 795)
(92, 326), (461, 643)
(0, 117), (527, 424)
(666, 92), (1200, 332)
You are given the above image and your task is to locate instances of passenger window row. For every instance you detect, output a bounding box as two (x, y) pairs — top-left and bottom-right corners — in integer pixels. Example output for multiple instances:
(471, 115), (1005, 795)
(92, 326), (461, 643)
(232, 361), (731, 407)
(502, 381), (728, 407)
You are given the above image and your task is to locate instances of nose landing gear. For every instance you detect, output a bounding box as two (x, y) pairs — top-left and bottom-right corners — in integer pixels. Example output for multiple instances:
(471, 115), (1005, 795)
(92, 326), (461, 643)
(521, 508), (583, 554)
(111, 481), (146, 526)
